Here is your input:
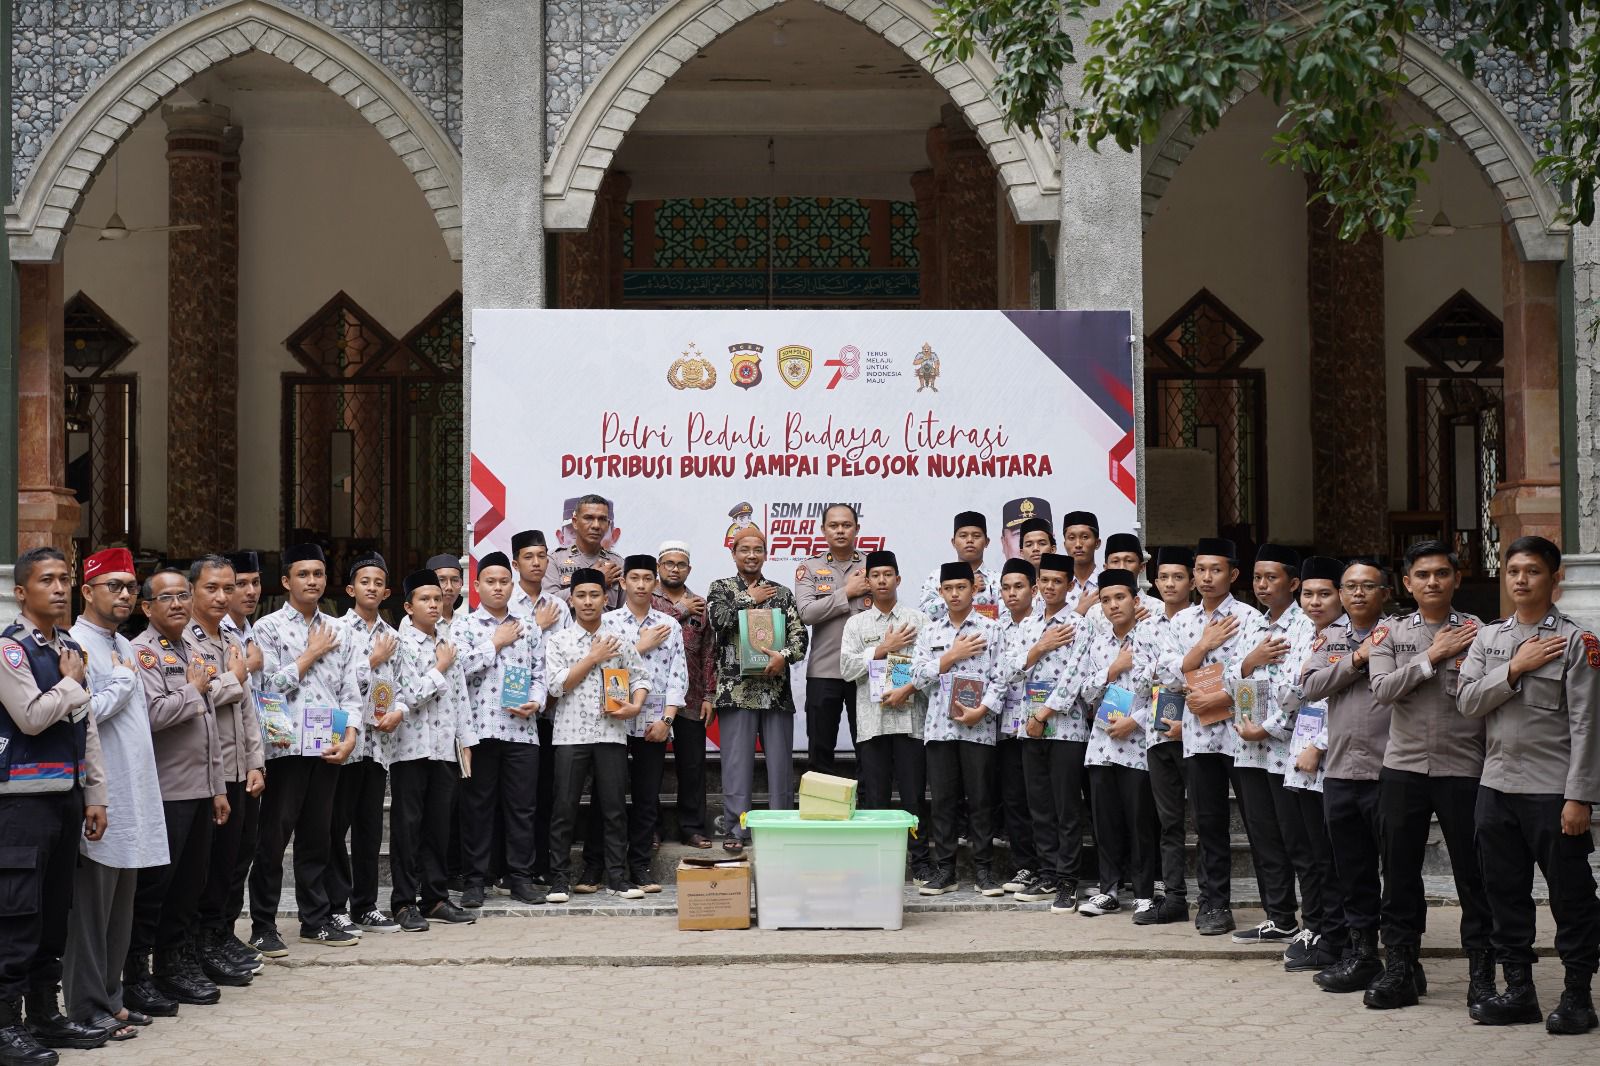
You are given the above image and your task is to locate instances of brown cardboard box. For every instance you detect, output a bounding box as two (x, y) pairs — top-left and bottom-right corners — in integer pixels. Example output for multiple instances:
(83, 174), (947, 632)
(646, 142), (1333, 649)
(676, 859), (752, 930)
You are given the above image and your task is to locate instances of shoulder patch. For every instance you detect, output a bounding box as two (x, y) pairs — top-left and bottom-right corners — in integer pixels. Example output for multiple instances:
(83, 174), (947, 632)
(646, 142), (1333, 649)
(795, 564), (810, 582)
(3, 644), (26, 671)
(1371, 625), (1389, 646)
(1328, 655), (1343, 665)
(1583, 632), (1600, 670)
(137, 647), (159, 670)
(1310, 635), (1326, 653)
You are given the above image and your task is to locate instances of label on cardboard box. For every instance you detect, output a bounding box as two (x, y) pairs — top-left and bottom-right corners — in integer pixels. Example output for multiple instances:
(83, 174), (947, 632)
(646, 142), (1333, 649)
(676, 860), (751, 930)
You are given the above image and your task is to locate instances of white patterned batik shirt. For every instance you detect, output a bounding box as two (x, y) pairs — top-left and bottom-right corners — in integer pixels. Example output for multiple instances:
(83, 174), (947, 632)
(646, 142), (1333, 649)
(545, 622), (651, 746)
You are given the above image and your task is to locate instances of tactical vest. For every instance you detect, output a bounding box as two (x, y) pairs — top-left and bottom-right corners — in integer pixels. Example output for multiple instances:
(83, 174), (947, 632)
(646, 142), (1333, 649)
(0, 622), (88, 794)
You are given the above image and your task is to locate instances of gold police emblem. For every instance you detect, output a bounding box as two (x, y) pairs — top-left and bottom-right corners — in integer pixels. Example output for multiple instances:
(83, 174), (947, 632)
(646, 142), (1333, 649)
(668, 343), (717, 390)
(729, 342), (764, 390)
(777, 345), (813, 389)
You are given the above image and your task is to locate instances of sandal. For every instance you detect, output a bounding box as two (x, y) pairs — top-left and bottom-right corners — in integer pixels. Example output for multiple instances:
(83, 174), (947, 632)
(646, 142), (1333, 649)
(118, 1010), (154, 1027)
(721, 839), (745, 855)
(681, 833), (712, 849)
(87, 1016), (140, 1041)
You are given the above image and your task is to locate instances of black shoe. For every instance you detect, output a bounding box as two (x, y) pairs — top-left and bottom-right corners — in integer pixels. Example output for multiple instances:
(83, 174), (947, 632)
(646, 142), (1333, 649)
(354, 909), (401, 933)
(250, 929), (289, 959)
(396, 905), (430, 932)
(1050, 883), (1078, 913)
(1546, 972), (1598, 1035)
(121, 954), (179, 1018)
(1474, 963), (1542, 1025)
(1195, 908), (1235, 936)
(546, 880), (572, 904)
(1315, 928), (1382, 993)
(1154, 897), (1189, 925)
(573, 871), (604, 895)
(23, 985), (107, 1051)
(1282, 930), (1316, 968)
(446, 875), (466, 893)
(0, 1001), (57, 1066)
(428, 901), (477, 924)
(918, 870), (958, 896)
(1302, 936), (1346, 973)
(508, 878), (546, 905)
(1013, 876), (1057, 903)
(298, 923), (359, 946)
(1363, 946), (1420, 1010)
(1413, 959), (1428, 997)
(223, 931), (265, 967)
(461, 885), (486, 909)
(1232, 918), (1300, 944)
(152, 949), (220, 1006)
(198, 936), (254, 987)
(1467, 949), (1497, 1011)
(1001, 868), (1033, 894)
(975, 867), (1005, 897)
(531, 871), (552, 887)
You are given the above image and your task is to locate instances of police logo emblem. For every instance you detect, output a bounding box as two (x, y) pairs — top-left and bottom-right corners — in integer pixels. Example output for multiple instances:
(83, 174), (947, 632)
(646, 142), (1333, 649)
(777, 345), (813, 389)
(162, 654), (179, 665)
(1583, 632), (1600, 670)
(136, 648), (158, 670)
(2, 645), (24, 671)
(1371, 626), (1389, 646)
(667, 343), (716, 391)
(1311, 635), (1327, 653)
(729, 343), (764, 390)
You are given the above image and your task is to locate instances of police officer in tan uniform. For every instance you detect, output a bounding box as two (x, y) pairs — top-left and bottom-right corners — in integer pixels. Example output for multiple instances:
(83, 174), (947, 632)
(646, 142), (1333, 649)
(545, 494), (624, 609)
(1458, 535), (1600, 1035)
(795, 503), (870, 775)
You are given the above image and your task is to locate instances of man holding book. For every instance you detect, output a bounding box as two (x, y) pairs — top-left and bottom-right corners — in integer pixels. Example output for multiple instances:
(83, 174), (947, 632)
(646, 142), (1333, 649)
(507, 528), (569, 885)
(214, 550), (266, 964)
(795, 504), (871, 776)
(1139, 547), (1198, 925)
(917, 512), (1001, 621)
(992, 559), (1044, 899)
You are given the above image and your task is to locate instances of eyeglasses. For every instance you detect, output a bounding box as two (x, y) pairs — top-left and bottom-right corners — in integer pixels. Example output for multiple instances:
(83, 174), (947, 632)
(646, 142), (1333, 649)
(1340, 582), (1385, 593)
(89, 579), (137, 595)
(144, 591), (193, 605)
(659, 560), (689, 570)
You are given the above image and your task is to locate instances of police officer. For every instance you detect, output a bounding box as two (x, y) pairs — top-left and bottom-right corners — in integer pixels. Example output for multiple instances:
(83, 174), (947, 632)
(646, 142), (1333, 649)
(546, 495), (624, 609)
(1366, 540), (1491, 1012)
(0, 547), (110, 1063)
(1459, 535), (1600, 1035)
(214, 550), (265, 969)
(795, 503), (870, 775)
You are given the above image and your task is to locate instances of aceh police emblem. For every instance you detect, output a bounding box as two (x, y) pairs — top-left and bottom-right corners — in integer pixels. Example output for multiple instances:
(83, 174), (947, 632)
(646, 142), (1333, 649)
(2, 645), (24, 670)
(667, 343), (717, 390)
(729, 342), (764, 390)
(777, 345), (813, 389)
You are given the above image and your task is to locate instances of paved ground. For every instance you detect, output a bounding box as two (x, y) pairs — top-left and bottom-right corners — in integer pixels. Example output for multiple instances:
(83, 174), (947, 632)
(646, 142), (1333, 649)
(64, 909), (1597, 1065)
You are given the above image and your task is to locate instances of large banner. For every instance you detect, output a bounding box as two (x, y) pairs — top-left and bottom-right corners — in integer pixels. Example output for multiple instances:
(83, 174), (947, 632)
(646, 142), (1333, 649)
(470, 309), (1137, 748)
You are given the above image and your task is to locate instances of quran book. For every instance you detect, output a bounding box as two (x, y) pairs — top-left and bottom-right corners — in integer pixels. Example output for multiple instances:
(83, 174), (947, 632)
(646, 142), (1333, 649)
(1231, 677), (1270, 725)
(1095, 685), (1135, 731)
(602, 667), (631, 713)
(369, 678), (396, 725)
(973, 603), (999, 621)
(256, 692), (296, 751)
(1184, 663), (1232, 726)
(501, 665), (532, 709)
(867, 654), (913, 703)
(947, 670), (986, 721)
(1151, 686), (1186, 744)
(738, 608), (786, 674)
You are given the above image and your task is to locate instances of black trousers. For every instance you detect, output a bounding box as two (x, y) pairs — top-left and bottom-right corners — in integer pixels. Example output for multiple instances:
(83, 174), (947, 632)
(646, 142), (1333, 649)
(1476, 786), (1599, 972)
(532, 716), (556, 878)
(626, 735), (668, 877)
(387, 758), (458, 913)
(805, 678), (857, 775)
(250, 755), (338, 934)
(1146, 742), (1188, 901)
(856, 733), (930, 865)
(549, 744), (628, 885)
(0, 789), (82, 999)
(1379, 769), (1492, 950)
(1089, 763), (1155, 899)
(671, 715), (708, 840)
(1323, 776), (1383, 932)
(925, 740), (995, 872)
(1287, 786), (1346, 948)
(1232, 765), (1299, 927)
(1183, 752), (1234, 910)
(198, 778), (255, 933)
(1021, 740), (1089, 885)
(132, 797), (212, 955)
(461, 739), (540, 886)
(995, 737), (1038, 873)
(326, 759), (387, 917)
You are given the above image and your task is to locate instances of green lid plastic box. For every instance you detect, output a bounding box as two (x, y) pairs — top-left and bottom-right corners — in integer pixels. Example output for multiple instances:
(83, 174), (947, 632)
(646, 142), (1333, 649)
(741, 809), (918, 930)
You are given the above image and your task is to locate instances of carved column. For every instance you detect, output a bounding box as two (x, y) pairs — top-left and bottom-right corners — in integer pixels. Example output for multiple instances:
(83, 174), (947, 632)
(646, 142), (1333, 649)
(930, 106), (997, 309)
(911, 168), (940, 308)
(16, 262), (80, 556)
(559, 171), (629, 308)
(217, 125), (242, 549)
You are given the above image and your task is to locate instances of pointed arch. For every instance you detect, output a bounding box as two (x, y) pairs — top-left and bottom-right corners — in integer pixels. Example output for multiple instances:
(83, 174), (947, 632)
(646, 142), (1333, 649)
(6, 0), (463, 262)
(543, 0), (1061, 229)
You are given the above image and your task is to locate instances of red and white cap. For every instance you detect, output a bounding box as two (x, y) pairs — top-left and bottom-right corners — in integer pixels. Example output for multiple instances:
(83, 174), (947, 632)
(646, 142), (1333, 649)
(83, 547), (135, 581)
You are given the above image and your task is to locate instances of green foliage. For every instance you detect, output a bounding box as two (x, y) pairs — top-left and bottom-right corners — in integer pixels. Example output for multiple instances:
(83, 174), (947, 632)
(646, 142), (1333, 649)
(927, 0), (1600, 240)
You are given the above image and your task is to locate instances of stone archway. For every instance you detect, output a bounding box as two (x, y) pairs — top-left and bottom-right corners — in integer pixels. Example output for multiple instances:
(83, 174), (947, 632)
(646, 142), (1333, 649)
(6, 0), (463, 262)
(543, 0), (1061, 231)
(1138, 35), (1566, 261)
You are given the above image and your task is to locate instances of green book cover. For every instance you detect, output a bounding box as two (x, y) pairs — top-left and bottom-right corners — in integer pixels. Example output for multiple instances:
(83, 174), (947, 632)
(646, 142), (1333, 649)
(738, 608), (786, 674)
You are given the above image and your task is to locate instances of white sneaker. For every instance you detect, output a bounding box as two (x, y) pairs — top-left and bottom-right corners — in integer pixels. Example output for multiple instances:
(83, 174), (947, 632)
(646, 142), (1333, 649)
(331, 912), (364, 938)
(1133, 898), (1156, 917)
(1001, 869), (1032, 894)
(1079, 893), (1120, 916)
(1232, 918), (1300, 944)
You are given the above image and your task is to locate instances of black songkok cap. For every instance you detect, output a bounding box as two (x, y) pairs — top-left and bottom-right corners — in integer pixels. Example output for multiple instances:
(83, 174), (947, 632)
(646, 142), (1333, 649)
(939, 562), (974, 584)
(1300, 556), (1345, 584)
(1062, 510), (1099, 534)
(1001, 558), (1036, 583)
(346, 551), (387, 583)
(952, 511), (987, 535)
(1098, 569), (1137, 592)
(1195, 537), (1237, 562)
(623, 554), (658, 575)
(477, 551), (512, 574)
(1255, 543), (1300, 570)
(570, 567), (606, 591)
(864, 550), (898, 573)
(425, 553), (463, 573)
(1105, 533), (1142, 558)
(511, 529), (546, 553)
(225, 550), (261, 576)
(1153, 546), (1195, 570)
(404, 569), (440, 600)
(282, 543), (325, 567)
(1018, 517), (1053, 540)
(1037, 552), (1072, 574)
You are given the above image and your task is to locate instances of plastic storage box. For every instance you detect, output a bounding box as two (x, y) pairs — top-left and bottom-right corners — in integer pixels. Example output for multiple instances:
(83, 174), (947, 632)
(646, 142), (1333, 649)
(742, 809), (918, 930)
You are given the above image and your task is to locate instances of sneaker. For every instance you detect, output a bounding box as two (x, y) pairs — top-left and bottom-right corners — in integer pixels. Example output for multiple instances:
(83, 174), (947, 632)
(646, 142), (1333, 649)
(428, 901), (477, 925)
(1132, 898), (1156, 921)
(1013, 876), (1058, 903)
(1079, 893), (1121, 916)
(1002, 868), (1033, 894)
(355, 909), (401, 933)
(918, 870), (958, 896)
(608, 882), (646, 900)
(1281, 928), (1317, 967)
(508, 878), (546, 905)
(1233, 918), (1301, 945)
(1050, 884), (1079, 913)
(331, 912), (363, 938)
(911, 862), (936, 887)
(630, 872), (662, 894)
(1196, 908), (1237, 936)
(461, 885), (486, 909)
(1154, 896), (1191, 925)
(546, 880), (572, 904)
(531, 871), (552, 887)
(975, 869), (1005, 897)
(1284, 931), (1327, 973)
(223, 932), (264, 968)
(573, 873), (603, 895)
(396, 905), (429, 932)
(298, 923), (359, 946)
(249, 930), (288, 959)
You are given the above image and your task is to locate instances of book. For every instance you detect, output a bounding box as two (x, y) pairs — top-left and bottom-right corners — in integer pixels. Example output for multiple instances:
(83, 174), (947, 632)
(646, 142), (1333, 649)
(738, 607), (786, 674)
(300, 705), (336, 755)
(1024, 680), (1056, 739)
(639, 693), (668, 726)
(1001, 681), (1028, 735)
(973, 602), (999, 621)
(1184, 662), (1232, 726)
(1290, 701), (1326, 755)
(369, 678), (396, 725)
(1151, 685), (1185, 744)
(602, 667), (631, 713)
(256, 692), (295, 751)
(867, 654), (913, 703)
(1231, 677), (1270, 725)
(501, 664), (532, 709)
(1095, 685), (1135, 731)
(946, 670), (986, 721)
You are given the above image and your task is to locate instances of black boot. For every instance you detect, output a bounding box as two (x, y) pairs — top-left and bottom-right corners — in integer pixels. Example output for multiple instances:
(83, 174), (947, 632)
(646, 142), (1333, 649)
(1473, 962), (1542, 1025)
(1413, 958), (1427, 997)
(1546, 969), (1599, 1036)
(1467, 949), (1497, 1012)
(197, 930), (255, 986)
(1315, 927), (1383, 993)
(0, 997), (56, 1066)
(152, 946), (220, 1006)
(1363, 945), (1420, 1010)
(121, 953), (179, 1017)
(21, 984), (106, 1051)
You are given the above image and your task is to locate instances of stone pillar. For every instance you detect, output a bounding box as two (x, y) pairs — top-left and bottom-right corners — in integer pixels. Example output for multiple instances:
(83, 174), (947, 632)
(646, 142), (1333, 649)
(217, 126), (242, 550)
(911, 168), (940, 308)
(1306, 184), (1387, 557)
(929, 107), (997, 309)
(16, 261), (80, 556)
(1563, 223), (1600, 627)
(163, 102), (229, 559)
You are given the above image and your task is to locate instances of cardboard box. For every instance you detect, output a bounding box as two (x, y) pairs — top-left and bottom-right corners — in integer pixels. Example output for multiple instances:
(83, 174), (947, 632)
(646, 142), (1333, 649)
(676, 859), (751, 930)
(798, 771), (858, 820)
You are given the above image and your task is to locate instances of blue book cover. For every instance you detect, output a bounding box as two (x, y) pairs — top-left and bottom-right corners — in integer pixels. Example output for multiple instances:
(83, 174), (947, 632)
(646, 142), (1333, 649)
(501, 665), (532, 709)
(1094, 685), (1135, 731)
(1151, 686), (1185, 744)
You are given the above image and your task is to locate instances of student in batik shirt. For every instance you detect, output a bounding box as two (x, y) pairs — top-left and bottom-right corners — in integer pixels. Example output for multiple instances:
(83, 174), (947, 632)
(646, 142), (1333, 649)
(917, 512), (1002, 622)
(992, 559), (1042, 899)
(1138, 547), (1197, 926)
(507, 528), (568, 885)
(1060, 511), (1102, 616)
(1082, 533), (1161, 633)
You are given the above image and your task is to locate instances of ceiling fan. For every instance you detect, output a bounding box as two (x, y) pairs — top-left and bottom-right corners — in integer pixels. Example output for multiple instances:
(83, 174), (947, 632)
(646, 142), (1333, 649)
(95, 155), (204, 241)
